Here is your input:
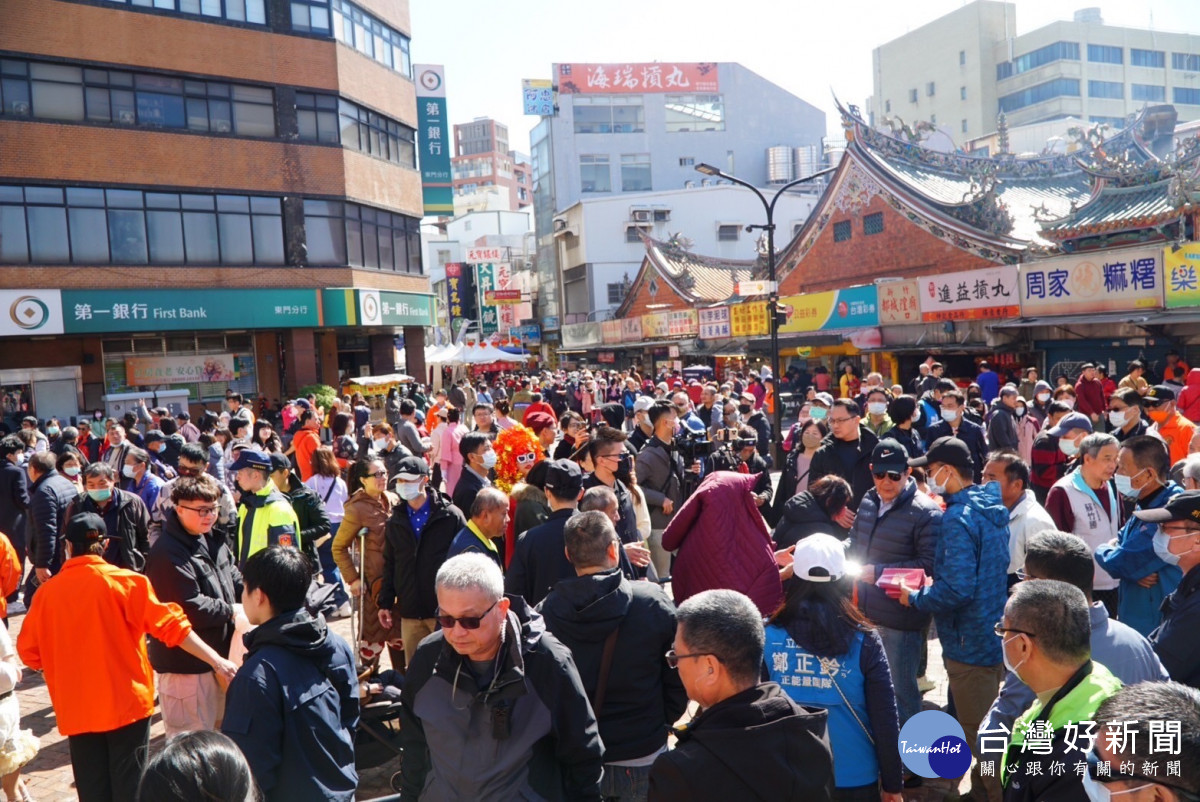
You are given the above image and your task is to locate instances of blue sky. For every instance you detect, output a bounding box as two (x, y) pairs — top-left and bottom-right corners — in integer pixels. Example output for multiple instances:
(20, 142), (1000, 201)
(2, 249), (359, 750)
(410, 0), (1195, 149)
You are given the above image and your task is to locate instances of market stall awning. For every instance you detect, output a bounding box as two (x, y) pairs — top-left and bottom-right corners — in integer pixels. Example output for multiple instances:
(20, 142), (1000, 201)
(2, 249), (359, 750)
(691, 337), (750, 356)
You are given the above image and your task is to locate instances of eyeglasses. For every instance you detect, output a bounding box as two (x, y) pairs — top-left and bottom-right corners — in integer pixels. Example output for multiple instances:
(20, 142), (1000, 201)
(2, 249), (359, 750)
(665, 649), (717, 669)
(872, 470), (905, 482)
(435, 600), (499, 631)
(1144, 399), (1167, 408)
(516, 452), (538, 466)
(994, 621), (1037, 639)
(1161, 524), (1200, 537)
(178, 505), (219, 518)
(369, 471), (388, 480)
(176, 467), (202, 478)
(826, 416), (855, 425)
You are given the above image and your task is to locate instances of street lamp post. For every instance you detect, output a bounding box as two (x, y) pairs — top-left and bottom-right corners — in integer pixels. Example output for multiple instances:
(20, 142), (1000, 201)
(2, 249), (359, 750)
(695, 163), (836, 465)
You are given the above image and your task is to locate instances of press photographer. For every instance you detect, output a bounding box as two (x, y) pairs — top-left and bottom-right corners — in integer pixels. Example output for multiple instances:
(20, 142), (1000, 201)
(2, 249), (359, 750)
(719, 425), (772, 508)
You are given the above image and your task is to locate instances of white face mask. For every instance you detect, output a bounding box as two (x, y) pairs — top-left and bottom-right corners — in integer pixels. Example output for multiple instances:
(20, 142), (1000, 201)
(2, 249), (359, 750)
(1080, 771), (1150, 802)
(122, 464), (137, 479)
(868, 402), (888, 416)
(941, 408), (959, 423)
(397, 481), (423, 501)
(927, 465), (949, 496)
(1061, 398), (1076, 410)
(1060, 438), (1080, 457)
(1001, 633), (1029, 682)
(911, 406), (922, 423)
(481, 450), (498, 470)
(1108, 409), (1129, 428)
(1036, 392), (1051, 404)
(372, 437), (388, 452)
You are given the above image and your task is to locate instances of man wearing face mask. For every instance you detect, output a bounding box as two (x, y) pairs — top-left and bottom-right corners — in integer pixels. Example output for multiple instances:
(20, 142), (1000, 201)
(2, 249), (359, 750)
(1107, 387), (1150, 443)
(1095, 436), (1184, 637)
(923, 389), (988, 483)
(1131, 491), (1200, 687)
(916, 379), (956, 441)
(988, 386), (1022, 453)
(23, 451), (79, 604)
(1045, 431), (1122, 618)
(453, 431), (495, 518)
(378, 456), (466, 666)
(637, 400), (685, 579)
(0, 437), (29, 575)
(121, 447), (164, 518)
(1144, 384), (1197, 467)
(67, 462), (150, 571)
(897, 436), (1009, 802)
(583, 430), (651, 579)
(739, 392), (773, 466)
(368, 422), (412, 481)
(628, 396), (656, 452)
(732, 425), (773, 508)
(863, 388), (894, 438)
(996, 579), (1122, 802)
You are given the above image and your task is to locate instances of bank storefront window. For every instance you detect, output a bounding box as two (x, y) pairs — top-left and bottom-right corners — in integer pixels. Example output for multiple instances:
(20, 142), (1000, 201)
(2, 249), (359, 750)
(102, 333), (256, 403)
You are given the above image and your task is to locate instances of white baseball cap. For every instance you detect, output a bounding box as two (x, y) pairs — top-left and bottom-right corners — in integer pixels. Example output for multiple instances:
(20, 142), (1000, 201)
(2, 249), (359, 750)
(633, 396), (655, 413)
(792, 534), (860, 582)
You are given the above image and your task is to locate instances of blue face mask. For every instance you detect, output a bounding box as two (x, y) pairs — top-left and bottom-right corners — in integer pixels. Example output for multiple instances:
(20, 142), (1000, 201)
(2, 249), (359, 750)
(87, 488), (112, 503)
(1153, 528), (1190, 566)
(809, 407), (828, 421)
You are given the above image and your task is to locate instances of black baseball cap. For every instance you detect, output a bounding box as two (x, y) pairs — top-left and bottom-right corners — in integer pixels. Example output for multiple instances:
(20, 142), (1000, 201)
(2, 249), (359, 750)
(871, 439), (910, 470)
(908, 436), (973, 471)
(544, 459), (583, 496)
(268, 453), (291, 473)
(1146, 385), (1177, 403)
(395, 456), (429, 481)
(65, 512), (111, 546)
(1134, 490), (1200, 523)
(143, 429), (165, 444)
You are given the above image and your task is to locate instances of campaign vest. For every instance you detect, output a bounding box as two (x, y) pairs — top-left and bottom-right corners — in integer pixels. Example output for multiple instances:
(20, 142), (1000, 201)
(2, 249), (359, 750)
(1056, 471), (1120, 591)
(764, 625), (877, 788)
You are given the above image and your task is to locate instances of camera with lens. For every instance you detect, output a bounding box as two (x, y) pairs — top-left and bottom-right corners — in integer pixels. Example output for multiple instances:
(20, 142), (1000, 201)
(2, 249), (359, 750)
(674, 429), (714, 462)
(715, 428), (758, 451)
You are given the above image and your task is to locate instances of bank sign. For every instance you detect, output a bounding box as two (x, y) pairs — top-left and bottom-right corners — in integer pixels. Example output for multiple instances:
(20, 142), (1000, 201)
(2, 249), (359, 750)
(778, 284), (879, 333)
(63, 289), (321, 333)
(0, 290), (65, 336)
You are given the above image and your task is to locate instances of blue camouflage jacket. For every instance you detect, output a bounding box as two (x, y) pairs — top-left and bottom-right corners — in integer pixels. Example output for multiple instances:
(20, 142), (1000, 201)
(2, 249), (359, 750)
(911, 483), (1010, 666)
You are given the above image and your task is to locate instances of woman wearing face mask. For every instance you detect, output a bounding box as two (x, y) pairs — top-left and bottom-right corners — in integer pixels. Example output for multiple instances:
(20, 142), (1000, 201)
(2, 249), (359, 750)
(1053, 385), (1077, 412)
(56, 452), (85, 494)
(332, 457), (400, 669)
(770, 422), (832, 529)
(1029, 380), (1054, 428)
(881, 395), (925, 460)
(1014, 398), (1040, 465)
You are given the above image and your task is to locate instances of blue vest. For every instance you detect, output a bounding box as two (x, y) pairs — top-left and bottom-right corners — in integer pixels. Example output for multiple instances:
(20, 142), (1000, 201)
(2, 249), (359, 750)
(764, 625), (877, 788)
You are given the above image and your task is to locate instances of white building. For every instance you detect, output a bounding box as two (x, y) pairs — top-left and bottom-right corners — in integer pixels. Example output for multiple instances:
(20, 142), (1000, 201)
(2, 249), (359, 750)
(552, 184), (818, 322)
(870, 2), (1200, 140)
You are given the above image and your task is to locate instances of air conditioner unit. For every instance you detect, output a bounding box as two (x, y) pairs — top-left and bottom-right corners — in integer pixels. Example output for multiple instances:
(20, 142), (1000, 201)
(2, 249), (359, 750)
(214, 120), (232, 133)
(118, 110), (136, 124)
(11, 101), (29, 116)
(631, 210), (652, 223)
(553, 218), (568, 232)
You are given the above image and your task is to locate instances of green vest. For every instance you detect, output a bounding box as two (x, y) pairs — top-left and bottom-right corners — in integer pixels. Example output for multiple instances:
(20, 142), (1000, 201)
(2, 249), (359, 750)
(1001, 661), (1122, 785)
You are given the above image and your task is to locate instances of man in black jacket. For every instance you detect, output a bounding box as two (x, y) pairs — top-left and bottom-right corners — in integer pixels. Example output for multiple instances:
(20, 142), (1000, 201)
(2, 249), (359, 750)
(849, 439), (941, 727)
(0, 436), (29, 571)
(267, 454), (326, 572)
(539, 512), (688, 799)
(635, 401), (685, 580)
(378, 456), (466, 666)
(399, 553), (602, 800)
(505, 459), (583, 606)
(923, 389), (989, 483)
(987, 386), (1021, 453)
(24, 451), (79, 604)
(369, 422), (413, 480)
(808, 399), (879, 513)
(68, 462), (151, 572)
(729, 425), (772, 508)
(145, 474), (241, 734)
(648, 589), (834, 800)
(452, 431), (493, 516)
(740, 392), (773, 468)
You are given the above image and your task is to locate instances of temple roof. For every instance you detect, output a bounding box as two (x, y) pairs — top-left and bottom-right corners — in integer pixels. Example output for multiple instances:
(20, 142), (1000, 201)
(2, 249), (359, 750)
(1039, 178), (1197, 240)
(614, 236), (759, 318)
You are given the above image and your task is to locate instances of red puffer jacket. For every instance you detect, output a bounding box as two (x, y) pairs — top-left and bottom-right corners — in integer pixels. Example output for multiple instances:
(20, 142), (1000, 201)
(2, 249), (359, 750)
(662, 471), (782, 616)
(1178, 368), (1200, 423)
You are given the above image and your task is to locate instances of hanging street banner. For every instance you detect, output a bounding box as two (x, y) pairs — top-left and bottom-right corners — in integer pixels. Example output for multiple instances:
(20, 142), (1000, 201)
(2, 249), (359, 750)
(1019, 246), (1163, 315)
(556, 62), (719, 94)
(730, 302), (769, 337)
(1165, 243), (1200, 309)
(778, 284), (879, 333)
(918, 266), (1019, 322)
(698, 306), (731, 339)
(126, 354), (238, 386)
(415, 64), (453, 215)
(485, 290), (522, 305)
(877, 280), (922, 325)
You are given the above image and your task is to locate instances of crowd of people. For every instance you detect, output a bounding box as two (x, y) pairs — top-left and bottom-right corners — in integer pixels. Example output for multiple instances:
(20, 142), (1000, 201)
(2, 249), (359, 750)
(0, 359), (1198, 801)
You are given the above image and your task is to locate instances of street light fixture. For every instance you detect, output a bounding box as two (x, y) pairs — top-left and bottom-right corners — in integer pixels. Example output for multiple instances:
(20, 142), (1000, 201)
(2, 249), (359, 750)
(695, 162), (837, 464)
